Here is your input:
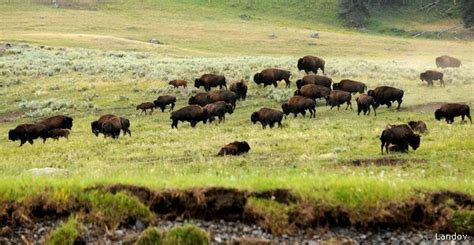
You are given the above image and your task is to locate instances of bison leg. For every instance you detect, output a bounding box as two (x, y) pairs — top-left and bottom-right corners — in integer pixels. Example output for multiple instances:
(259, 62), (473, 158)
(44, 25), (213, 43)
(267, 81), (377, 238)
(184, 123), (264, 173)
(190, 121), (197, 127)
(273, 82), (278, 88)
(19, 139), (27, 147)
(28, 138), (34, 145)
(337, 104), (340, 110)
(373, 106), (377, 116)
(170, 103), (175, 112)
(466, 113), (472, 124)
(285, 79), (291, 88)
(380, 140), (386, 154)
(171, 120), (178, 129)
(261, 122), (267, 129)
(269, 123), (275, 128)
(150, 108), (153, 114)
(440, 79), (445, 87)
(396, 99), (402, 110)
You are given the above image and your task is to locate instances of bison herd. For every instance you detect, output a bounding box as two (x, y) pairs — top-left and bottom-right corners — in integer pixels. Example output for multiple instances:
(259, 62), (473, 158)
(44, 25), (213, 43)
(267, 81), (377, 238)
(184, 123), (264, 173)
(7, 55), (471, 156)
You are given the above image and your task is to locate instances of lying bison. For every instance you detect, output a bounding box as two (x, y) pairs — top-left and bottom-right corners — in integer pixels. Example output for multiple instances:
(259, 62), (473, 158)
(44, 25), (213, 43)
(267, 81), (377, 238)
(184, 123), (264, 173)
(294, 84), (330, 102)
(368, 86), (404, 110)
(188, 92), (209, 107)
(435, 103), (471, 124)
(420, 70), (444, 87)
(217, 141), (251, 156)
(37, 115), (73, 130)
(327, 90), (352, 110)
(229, 80), (248, 101)
(436, 55), (461, 68)
(282, 96), (316, 118)
(136, 102), (155, 115)
(204, 101), (234, 123)
(356, 94), (376, 116)
(207, 90), (238, 109)
(170, 105), (208, 129)
(47, 129), (70, 141)
(169, 79), (187, 88)
(8, 123), (49, 146)
(195, 74), (227, 91)
(333, 79), (366, 94)
(251, 108), (284, 129)
(253, 68), (291, 88)
(296, 75), (332, 90)
(154, 95), (176, 112)
(297, 55), (325, 74)
(380, 124), (420, 154)
(408, 120), (429, 134)
(91, 115), (131, 137)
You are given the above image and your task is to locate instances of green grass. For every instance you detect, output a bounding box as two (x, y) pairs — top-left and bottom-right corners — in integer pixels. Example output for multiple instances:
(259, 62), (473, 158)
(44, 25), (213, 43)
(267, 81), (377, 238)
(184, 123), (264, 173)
(46, 217), (82, 245)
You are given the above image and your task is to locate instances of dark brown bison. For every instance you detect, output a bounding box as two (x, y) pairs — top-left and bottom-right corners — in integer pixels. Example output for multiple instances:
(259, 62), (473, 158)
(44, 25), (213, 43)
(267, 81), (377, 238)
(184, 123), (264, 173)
(153, 95), (176, 112)
(436, 55), (461, 68)
(229, 80), (248, 101)
(8, 124), (49, 146)
(333, 79), (367, 94)
(37, 115), (73, 130)
(136, 102), (155, 115)
(251, 108), (284, 129)
(380, 124), (420, 154)
(47, 129), (70, 140)
(188, 92), (209, 107)
(420, 70), (444, 87)
(435, 103), (471, 124)
(102, 117), (124, 139)
(356, 94), (376, 116)
(169, 80), (187, 88)
(297, 55), (325, 74)
(170, 105), (208, 129)
(408, 121), (429, 134)
(217, 141), (251, 156)
(296, 75), (332, 90)
(194, 74), (227, 91)
(204, 101), (234, 123)
(253, 68), (291, 88)
(327, 90), (352, 110)
(91, 115), (131, 137)
(207, 90), (238, 109)
(294, 84), (330, 102)
(282, 96), (316, 118)
(367, 86), (404, 110)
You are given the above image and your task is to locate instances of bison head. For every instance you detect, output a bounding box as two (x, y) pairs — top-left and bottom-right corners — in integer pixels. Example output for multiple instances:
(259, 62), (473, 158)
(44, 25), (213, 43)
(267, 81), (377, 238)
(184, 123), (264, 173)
(281, 103), (290, 116)
(367, 90), (375, 97)
(91, 121), (100, 136)
(153, 100), (159, 108)
(408, 134), (421, 151)
(64, 116), (73, 129)
(225, 103), (234, 114)
(296, 79), (303, 89)
(434, 109), (443, 121)
(407, 121), (419, 130)
(8, 129), (18, 141)
(297, 58), (304, 71)
(168, 80), (175, 86)
(250, 112), (259, 124)
(332, 83), (341, 90)
(188, 96), (196, 105)
(253, 73), (262, 84)
(237, 141), (251, 153)
(194, 79), (202, 88)
(419, 72), (426, 81)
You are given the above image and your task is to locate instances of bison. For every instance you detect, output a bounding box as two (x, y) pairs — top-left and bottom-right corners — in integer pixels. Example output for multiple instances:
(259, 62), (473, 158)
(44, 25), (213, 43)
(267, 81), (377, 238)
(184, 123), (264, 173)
(420, 70), (444, 87)
(188, 92), (209, 107)
(297, 55), (325, 74)
(296, 75), (332, 90)
(37, 115), (73, 130)
(204, 101), (234, 123)
(250, 108), (284, 129)
(153, 95), (176, 112)
(436, 55), (461, 68)
(367, 86), (404, 110)
(327, 90), (352, 110)
(282, 96), (316, 118)
(380, 124), (420, 154)
(435, 103), (471, 124)
(229, 80), (248, 101)
(333, 79), (367, 94)
(47, 129), (70, 140)
(194, 74), (227, 91)
(294, 84), (330, 102)
(170, 105), (208, 129)
(207, 90), (238, 109)
(169, 79), (187, 88)
(253, 68), (291, 88)
(8, 123), (49, 146)
(408, 121), (429, 134)
(91, 115), (131, 137)
(101, 117), (124, 139)
(356, 94), (376, 116)
(136, 102), (155, 115)
(217, 141), (251, 156)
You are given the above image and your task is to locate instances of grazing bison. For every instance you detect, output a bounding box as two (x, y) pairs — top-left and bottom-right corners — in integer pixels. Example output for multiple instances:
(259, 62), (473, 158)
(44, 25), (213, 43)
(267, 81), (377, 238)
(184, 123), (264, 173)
(204, 101), (234, 123)
(253, 68), (291, 88)
(91, 115), (131, 137)
(282, 96), (316, 118)
(420, 70), (444, 87)
(333, 79), (367, 94)
(296, 75), (332, 90)
(327, 90), (352, 110)
(408, 121), (429, 134)
(169, 80), (187, 88)
(436, 55), (461, 68)
(194, 74), (227, 91)
(251, 108), (284, 129)
(153, 95), (176, 112)
(38, 115), (73, 130)
(356, 94), (376, 116)
(229, 80), (248, 101)
(47, 129), (70, 140)
(294, 84), (330, 102)
(136, 102), (155, 115)
(101, 117), (124, 139)
(380, 124), (420, 154)
(435, 103), (472, 124)
(207, 90), (238, 109)
(188, 92), (210, 107)
(297, 55), (325, 74)
(217, 141), (251, 156)
(8, 124), (49, 146)
(367, 86), (404, 110)
(170, 105), (208, 129)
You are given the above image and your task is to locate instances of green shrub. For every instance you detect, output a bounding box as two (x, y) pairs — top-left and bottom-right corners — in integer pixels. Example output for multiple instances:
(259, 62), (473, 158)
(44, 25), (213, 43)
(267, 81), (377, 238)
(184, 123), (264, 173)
(164, 224), (209, 245)
(46, 217), (82, 245)
(135, 227), (163, 245)
(451, 210), (474, 234)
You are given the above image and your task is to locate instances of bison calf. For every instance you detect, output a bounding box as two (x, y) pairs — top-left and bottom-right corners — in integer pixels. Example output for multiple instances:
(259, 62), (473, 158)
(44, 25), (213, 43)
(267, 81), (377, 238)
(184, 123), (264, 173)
(327, 90), (352, 110)
(435, 103), (471, 124)
(251, 108), (284, 129)
(136, 102), (155, 115)
(217, 141), (251, 156)
(169, 79), (187, 88)
(153, 95), (176, 112)
(356, 94), (376, 116)
(170, 105), (208, 129)
(380, 124), (420, 154)
(420, 70), (444, 87)
(48, 129), (70, 140)
(282, 96), (316, 118)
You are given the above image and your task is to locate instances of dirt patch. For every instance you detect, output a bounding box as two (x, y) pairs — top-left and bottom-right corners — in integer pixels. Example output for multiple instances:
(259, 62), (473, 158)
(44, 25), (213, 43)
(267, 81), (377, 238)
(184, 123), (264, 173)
(0, 111), (24, 123)
(400, 102), (445, 113)
(347, 158), (427, 166)
(251, 189), (299, 204)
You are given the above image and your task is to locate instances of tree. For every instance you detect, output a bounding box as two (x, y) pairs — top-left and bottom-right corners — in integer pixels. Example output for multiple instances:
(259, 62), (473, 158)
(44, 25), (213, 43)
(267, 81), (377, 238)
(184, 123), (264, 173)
(460, 0), (474, 28)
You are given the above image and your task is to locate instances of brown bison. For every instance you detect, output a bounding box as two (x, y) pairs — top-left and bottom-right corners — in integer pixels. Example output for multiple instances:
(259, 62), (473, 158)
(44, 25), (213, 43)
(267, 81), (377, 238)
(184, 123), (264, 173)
(253, 68), (291, 88)
(356, 94), (376, 116)
(282, 96), (316, 118)
(229, 80), (248, 101)
(333, 79), (367, 94)
(102, 117), (126, 139)
(207, 90), (238, 109)
(367, 86), (404, 110)
(153, 95), (176, 112)
(136, 102), (155, 115)
(380, 124), (420, 154)
(204, 101), (234, 123)
(294, 84), (330, 102)
(188, 92), (209, 107)
(169, 79), (187, 88)
(436, 55), (461, 68)
(217, 141), (251, 156)
(8, 123), (49, 146)
(170, 105), (208, 129)
(296, 75), (332, 90)
(408, 121), (429, 134)
(91, 115), (131, 137)
(251, 108), (284, 129)
(297, 55), (325, 74)
(37, 115), (73, 130)
(194, 74), (227, 91)
(435, 103), (471, 124)
(420, 70), (444, 87)
(327, 90), (352, 110)
(47, 129), (70, 140)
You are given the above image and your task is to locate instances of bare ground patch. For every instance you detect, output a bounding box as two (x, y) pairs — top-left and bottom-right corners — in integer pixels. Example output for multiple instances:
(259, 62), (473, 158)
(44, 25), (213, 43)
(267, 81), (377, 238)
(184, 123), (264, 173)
(346, 157), (427, 166)
(400, 102), (446, 113)
(0, 111), (23, 123)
